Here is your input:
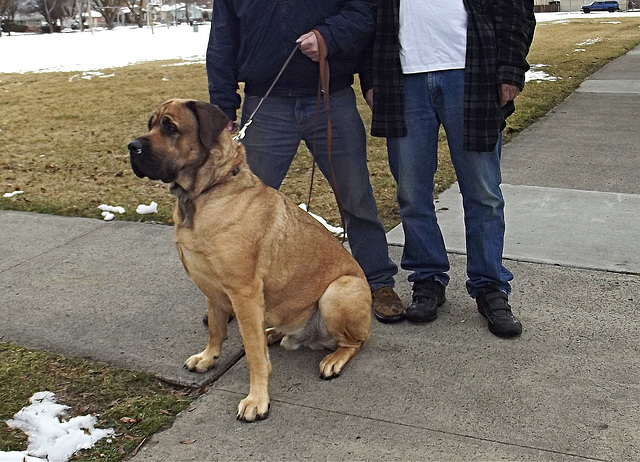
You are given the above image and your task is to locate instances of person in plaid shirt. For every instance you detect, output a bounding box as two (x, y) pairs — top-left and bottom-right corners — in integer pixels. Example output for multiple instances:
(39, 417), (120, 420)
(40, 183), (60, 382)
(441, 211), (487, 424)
(361, 0), (535, 336)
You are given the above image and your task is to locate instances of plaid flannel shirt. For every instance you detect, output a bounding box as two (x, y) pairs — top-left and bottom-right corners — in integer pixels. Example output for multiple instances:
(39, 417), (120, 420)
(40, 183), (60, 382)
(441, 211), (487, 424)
(366, 0), (536, 152)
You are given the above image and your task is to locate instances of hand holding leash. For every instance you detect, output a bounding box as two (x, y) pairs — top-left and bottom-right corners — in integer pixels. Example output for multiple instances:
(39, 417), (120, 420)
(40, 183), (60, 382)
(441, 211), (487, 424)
(296, 31), (326, 62)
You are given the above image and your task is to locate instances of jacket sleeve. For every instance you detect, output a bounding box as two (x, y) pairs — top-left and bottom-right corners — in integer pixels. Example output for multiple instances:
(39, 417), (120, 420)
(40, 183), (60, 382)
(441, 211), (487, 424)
(493, 0), (536, 90)
(206, 0), (241, 121)
(313, 0), (376, 59)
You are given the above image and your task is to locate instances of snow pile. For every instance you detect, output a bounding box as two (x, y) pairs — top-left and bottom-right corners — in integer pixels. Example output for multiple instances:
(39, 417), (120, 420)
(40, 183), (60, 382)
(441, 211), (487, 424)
(98, 202), (159, 219)
(136, 201), (158, 214)
(68, 71), (115, 82)
(575, 37), (603, 52)
(98, 204), (125, 214)
(98, 203), (125, 221)
(526, 64), (560, 82)
(2, 391), (114, 462)
(2, 191), (24, 198)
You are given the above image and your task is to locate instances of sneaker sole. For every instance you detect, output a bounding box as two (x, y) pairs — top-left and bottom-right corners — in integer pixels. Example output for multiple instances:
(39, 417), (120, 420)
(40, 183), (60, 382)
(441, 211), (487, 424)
(489, 326), (522, 338)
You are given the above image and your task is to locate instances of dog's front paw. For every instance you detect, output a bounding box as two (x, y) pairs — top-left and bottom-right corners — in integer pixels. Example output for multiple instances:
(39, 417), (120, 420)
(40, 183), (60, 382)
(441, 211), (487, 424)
(184, 351), (218, 373)
(237, 395), (270, 422)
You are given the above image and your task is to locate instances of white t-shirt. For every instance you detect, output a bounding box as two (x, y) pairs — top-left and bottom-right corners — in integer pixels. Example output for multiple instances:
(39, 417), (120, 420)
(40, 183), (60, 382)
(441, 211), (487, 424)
(399, 0), (468, 74)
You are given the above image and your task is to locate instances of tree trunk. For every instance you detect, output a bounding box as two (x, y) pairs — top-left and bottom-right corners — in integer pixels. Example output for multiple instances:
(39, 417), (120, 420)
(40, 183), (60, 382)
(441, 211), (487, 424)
(45, 7), (55, 32)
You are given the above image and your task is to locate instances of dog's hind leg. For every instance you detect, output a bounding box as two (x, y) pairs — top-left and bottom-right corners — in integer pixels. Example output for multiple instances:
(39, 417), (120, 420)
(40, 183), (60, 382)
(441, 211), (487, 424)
(184, 299), (228, 373)
(318, 275), (371, 379)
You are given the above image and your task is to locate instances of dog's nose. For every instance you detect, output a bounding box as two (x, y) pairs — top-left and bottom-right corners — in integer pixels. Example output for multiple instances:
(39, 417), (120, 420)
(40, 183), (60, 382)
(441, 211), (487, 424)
(128, 139), (144, 155)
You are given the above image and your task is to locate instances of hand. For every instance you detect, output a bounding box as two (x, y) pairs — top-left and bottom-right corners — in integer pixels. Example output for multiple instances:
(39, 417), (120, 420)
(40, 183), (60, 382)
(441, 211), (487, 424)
(296, 32), (323, 62)
(499, 83), (521, 107)
(365, 89), (373, 110)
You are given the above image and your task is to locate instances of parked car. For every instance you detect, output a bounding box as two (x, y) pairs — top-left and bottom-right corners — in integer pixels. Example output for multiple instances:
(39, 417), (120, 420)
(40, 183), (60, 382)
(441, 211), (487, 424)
(581, 1), (620, 12)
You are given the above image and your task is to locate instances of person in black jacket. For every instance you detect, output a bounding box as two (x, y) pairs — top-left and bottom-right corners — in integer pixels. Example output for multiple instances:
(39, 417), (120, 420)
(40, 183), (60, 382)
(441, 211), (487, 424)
(207, 0), (404, 323)
(363, 0), (536, 337)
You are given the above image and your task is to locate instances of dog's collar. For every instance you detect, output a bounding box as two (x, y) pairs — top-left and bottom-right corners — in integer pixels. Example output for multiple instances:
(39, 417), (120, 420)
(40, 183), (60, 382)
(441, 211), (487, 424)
(198, 165), (241, 196)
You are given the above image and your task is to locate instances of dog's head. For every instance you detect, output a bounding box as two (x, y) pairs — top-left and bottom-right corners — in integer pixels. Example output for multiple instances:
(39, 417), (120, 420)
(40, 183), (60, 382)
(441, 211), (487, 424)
(127, 99), (230, 186)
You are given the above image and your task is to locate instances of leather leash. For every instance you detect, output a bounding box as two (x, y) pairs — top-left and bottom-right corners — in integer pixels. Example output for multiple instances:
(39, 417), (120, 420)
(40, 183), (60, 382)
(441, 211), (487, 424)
(308, 28), (346, 241)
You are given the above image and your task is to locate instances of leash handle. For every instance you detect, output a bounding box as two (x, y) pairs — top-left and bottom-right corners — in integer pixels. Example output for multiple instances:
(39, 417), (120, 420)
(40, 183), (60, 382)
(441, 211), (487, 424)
(234, 42), (301, 141)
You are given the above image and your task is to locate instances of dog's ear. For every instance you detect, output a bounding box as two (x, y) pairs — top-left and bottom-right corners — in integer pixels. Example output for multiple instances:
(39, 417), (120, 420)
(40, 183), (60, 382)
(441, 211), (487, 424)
(186, 100), (230, 150)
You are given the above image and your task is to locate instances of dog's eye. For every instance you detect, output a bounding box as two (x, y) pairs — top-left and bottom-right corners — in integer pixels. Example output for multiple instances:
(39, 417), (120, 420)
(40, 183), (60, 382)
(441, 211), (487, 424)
(162, 117), (179, 135)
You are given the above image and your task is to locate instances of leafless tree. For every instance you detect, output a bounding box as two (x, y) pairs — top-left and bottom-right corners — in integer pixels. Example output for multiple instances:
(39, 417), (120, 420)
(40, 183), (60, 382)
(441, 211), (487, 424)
(183, 0), (190, 24)
(23, 0), (70, 32)
(124, 0), (143, 27)
(91, 0), (120, 29)
(1, 0), (19, 36)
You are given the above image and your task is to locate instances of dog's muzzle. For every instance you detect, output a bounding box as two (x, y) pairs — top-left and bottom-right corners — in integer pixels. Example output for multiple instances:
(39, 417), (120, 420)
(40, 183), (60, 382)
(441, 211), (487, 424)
(127, 137), (163, 180)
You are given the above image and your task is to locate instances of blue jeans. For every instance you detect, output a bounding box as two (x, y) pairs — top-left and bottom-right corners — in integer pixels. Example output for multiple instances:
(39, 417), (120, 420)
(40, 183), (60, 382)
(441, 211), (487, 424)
(387, 70), (513, 297)
(240, 87), (397, 290)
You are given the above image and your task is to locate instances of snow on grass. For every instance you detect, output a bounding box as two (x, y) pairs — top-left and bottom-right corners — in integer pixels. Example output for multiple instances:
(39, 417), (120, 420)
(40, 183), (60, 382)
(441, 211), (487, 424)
(2, 391), (114, 462)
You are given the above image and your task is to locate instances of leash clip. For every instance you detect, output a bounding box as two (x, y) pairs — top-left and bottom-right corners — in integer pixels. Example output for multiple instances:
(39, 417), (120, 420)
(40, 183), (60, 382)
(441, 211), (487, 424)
(233, 119), (251, 141)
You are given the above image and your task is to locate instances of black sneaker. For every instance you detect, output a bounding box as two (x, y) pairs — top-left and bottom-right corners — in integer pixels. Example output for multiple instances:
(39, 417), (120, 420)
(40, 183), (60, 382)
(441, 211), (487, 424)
(476, 287), (522, 338)
(405, 279), (446, 323)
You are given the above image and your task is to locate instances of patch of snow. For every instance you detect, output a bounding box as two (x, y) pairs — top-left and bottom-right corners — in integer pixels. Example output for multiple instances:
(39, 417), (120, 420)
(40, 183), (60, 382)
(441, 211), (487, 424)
(136, 201), (158, 214)
(98, 204), (125, 214)
(2, 391), (114, 462)
(526, 64), (560, 82)
(2, 191), (24, 198)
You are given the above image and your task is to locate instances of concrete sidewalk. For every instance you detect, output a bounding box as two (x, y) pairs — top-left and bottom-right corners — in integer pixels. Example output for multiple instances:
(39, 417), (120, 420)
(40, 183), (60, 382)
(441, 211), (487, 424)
(1, 48), (639, 461)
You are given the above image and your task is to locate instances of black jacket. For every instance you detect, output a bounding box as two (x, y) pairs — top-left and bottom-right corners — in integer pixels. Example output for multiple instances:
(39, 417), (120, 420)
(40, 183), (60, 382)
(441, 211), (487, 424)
(207, 0), (376, 121)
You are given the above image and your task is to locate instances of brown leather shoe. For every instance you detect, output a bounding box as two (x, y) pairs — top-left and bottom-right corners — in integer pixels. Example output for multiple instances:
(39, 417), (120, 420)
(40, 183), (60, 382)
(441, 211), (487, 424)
(371, 287), (405, 323)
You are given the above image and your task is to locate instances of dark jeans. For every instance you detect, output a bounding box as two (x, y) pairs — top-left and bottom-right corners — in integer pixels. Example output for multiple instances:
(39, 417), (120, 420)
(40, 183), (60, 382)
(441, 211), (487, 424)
(387, 70), (513, 296)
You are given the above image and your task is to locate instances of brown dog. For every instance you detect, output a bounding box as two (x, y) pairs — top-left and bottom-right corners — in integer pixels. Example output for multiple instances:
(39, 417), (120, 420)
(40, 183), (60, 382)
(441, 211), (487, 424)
(127, 99), (371, 422)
